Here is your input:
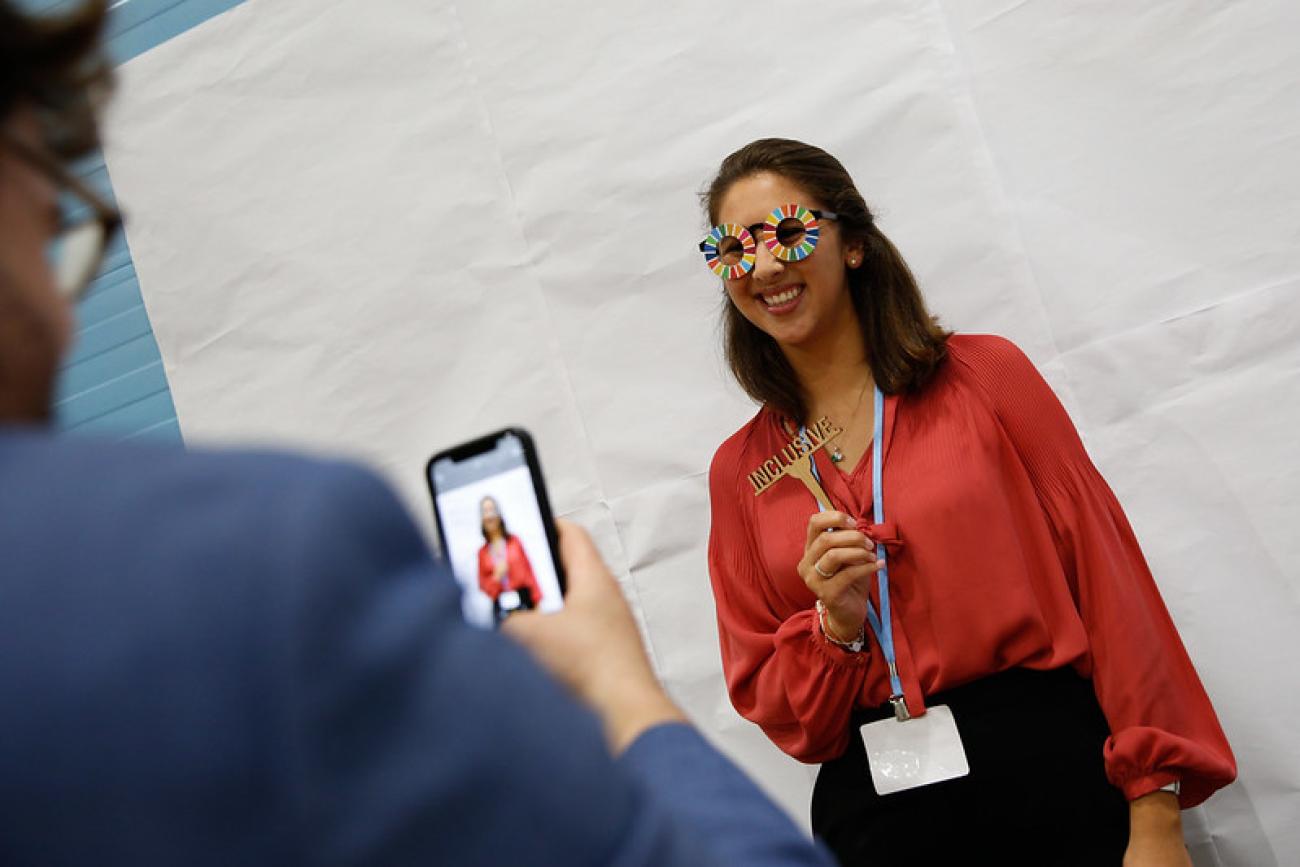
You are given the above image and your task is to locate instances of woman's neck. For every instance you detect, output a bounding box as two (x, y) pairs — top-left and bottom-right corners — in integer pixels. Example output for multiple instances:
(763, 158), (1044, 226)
(782, 315), (872, 423)
(488, 530), (505, 544)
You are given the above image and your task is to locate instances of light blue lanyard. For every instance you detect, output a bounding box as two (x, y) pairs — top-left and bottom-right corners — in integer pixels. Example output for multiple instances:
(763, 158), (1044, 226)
(802, 386), (908, 718)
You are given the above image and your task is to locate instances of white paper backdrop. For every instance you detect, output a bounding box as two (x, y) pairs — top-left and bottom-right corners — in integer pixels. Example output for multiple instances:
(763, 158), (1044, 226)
(102, 0), (1299, 861)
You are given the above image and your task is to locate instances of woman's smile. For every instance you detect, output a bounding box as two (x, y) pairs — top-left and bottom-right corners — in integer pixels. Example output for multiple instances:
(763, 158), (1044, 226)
(756, 282), (806, 314)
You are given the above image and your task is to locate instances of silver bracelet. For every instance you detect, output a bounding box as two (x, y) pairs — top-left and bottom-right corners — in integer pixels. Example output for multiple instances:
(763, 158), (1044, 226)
(815, 600), (866, 653)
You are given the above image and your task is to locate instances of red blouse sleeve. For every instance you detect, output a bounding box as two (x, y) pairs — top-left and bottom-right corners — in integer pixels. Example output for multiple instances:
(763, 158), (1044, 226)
(477, 546), (499, 599)
(707, 441), (871, 763)
(957, 335), (1236, 806)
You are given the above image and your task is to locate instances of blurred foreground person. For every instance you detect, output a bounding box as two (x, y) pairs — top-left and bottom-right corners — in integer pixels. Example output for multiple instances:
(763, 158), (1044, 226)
(0, 4), (833, 864)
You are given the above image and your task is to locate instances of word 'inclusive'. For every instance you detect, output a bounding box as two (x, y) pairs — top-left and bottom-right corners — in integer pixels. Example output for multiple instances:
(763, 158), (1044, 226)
(747, 417), (843, 509)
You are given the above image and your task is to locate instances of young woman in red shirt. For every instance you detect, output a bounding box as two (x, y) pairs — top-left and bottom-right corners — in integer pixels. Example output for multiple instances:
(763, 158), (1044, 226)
(701, 138), (1235, 865)
(477, 495), (543, 625)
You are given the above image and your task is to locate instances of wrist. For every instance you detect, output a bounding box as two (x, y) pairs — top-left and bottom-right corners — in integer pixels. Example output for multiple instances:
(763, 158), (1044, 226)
(1129, 790), (1182, 833)
(600, 684), (687, 753)
(816, 600), (865, 652)
(824, 614), (855, 643)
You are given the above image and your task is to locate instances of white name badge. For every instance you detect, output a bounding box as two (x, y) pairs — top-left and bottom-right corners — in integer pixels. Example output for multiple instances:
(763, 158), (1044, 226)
(498, 590), (522, 611)
(859, 704), (970, 795)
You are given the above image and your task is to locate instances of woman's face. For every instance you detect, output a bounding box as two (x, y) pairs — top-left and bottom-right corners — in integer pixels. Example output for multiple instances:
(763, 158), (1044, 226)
(715, 172), (862, 350)
(481, 499), (502, 535)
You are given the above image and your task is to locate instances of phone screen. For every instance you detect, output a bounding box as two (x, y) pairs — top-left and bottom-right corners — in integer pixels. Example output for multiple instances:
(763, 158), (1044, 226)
(428, 430), (564, 629)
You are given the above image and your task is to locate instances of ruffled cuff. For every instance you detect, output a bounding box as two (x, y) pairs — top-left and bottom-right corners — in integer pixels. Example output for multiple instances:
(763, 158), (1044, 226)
(775, 607), (871, 669)
(1104, 727), (1236, 808)
(760, 608), (870, 762)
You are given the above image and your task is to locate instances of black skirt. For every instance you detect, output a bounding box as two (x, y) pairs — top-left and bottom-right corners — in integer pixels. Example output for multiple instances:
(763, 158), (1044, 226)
(492, 587), (536, 626)
(811, 667), (1129, 866)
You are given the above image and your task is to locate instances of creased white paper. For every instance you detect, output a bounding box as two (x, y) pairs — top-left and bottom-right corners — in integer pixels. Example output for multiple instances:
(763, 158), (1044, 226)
(104, 0), (1299, 858)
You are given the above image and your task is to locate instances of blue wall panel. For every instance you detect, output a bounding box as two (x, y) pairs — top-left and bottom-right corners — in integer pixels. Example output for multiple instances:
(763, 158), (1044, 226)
(26, 0), (248, 442)
(105, 0), (245, 65)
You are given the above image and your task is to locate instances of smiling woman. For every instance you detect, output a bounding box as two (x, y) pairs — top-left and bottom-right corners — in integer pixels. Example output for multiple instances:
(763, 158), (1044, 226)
(702, 138), (949, 426)
(700, 138), (1235, 865)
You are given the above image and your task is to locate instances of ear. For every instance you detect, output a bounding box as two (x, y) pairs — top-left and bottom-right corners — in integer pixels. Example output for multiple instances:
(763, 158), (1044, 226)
(844, 239), (866, 269)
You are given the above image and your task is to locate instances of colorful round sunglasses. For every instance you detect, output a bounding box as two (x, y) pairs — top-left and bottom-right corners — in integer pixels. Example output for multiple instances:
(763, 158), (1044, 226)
(698, 204), (838, 278)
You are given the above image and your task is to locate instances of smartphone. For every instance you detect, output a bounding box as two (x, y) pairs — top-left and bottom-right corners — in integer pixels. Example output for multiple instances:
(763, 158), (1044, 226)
(426, 428), (566, 629)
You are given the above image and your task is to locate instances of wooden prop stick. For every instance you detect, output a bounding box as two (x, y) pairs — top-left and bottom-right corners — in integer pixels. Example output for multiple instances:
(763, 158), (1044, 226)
(747, 417), (843, 511)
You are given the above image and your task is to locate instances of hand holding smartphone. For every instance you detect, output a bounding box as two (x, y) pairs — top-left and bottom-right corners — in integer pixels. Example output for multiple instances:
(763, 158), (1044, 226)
(427, 428), (685, 750)
(502, 520), (686, 751)
(426, 428), (566, 629)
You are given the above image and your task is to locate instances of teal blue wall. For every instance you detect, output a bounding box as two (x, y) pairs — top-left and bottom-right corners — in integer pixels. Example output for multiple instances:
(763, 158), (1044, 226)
(26, 0), (246, 442)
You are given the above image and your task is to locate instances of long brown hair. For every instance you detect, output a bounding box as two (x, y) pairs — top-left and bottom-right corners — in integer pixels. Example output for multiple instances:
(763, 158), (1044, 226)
(0, 0), (111, 158)
(480, 496), (511, 543)
(703, 138), (949, 422)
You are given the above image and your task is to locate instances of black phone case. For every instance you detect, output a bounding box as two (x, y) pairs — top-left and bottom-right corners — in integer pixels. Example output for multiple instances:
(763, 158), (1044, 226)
(425, 427), (566, 595)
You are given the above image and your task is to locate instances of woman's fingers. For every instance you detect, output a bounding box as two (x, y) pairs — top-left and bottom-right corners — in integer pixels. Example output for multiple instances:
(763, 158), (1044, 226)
(804, 511), (856, 549)
(812, 545), (876, 576)
(801, 550), (884, 594)
(800, 512), (884, 600)
(822, 561), (884, 596)
(807, 529), (875, 564)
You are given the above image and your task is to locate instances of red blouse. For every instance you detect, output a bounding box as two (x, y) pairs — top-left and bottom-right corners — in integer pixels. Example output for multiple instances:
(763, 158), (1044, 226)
(477, 536), (543, 605)
(707, 334), (1235, 807)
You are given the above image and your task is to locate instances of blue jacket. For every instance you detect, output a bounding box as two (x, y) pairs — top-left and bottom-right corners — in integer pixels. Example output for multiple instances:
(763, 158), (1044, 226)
(0, 429), (831, 866)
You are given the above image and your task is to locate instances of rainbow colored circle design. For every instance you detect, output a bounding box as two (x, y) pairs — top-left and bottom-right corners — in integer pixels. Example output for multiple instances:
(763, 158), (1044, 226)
(763, 204), (821, 262)
(701, 223), (757, 279)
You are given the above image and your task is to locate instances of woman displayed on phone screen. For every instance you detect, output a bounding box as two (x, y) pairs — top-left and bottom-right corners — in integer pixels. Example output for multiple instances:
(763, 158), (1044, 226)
(477, 496), (543, 625)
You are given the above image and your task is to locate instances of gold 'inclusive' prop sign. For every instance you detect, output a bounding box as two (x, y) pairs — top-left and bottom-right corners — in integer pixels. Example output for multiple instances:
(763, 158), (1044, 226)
(748, 416), (843, 511)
